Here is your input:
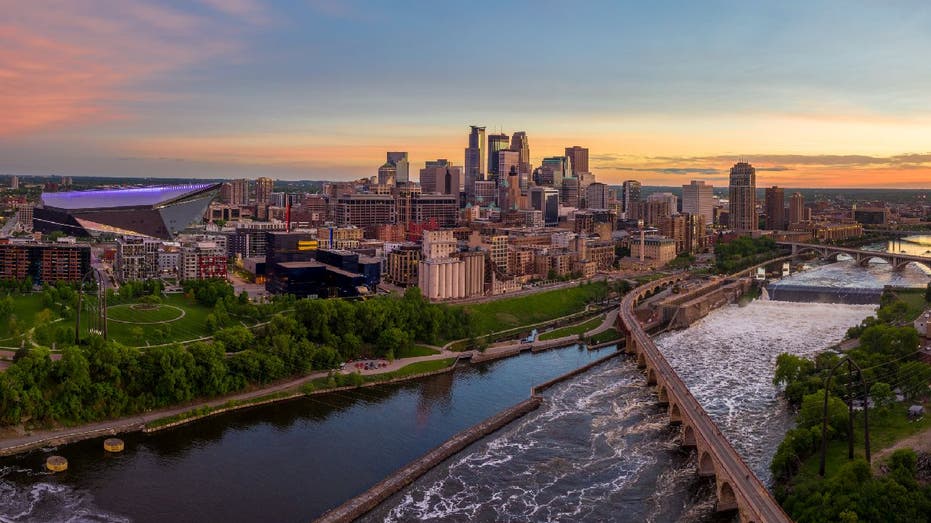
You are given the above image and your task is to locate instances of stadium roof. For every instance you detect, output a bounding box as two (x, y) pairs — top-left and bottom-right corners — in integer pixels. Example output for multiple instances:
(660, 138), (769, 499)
(41, 183), (220, 210)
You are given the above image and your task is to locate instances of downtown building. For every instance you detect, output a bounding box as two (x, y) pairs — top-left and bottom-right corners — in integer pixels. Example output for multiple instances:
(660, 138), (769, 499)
(728, 161), (757, 232)
(765, 186), (786, 230)
(682, 180), (714, 225)
(0, 239), (91, 284)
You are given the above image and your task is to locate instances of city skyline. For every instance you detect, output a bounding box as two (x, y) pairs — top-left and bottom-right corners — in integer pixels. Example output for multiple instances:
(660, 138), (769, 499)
(4, 1), (931, 188)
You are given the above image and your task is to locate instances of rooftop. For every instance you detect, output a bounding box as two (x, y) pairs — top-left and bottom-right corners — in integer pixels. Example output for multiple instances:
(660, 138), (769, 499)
(41, 183), (220, 210)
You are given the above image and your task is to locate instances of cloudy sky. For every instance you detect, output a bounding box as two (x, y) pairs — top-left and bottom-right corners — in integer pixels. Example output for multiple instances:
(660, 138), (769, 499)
(3, 0), (931, 187)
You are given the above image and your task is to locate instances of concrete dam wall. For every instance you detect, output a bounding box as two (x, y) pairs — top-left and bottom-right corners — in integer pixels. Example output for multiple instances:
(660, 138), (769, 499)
(765, 284), (882, 304)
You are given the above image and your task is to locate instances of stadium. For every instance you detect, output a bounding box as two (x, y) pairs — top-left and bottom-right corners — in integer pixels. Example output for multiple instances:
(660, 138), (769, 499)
(33, 183), (220, 240)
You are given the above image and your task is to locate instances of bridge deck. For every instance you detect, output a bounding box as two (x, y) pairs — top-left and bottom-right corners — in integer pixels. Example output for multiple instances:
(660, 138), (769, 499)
(620, 275), (791, 523)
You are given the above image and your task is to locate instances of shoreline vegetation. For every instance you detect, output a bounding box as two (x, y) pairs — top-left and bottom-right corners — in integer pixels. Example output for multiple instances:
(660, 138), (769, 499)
(771, 287), (931, 522)
(0, 279), (619, 456)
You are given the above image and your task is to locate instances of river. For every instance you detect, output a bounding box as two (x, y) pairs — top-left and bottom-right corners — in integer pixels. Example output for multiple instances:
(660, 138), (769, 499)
(0, 346), (612, 522)
(3, 242), (927, 522)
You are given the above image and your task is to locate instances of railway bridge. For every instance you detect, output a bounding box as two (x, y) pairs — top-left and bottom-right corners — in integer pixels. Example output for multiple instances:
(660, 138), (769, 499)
(618, 275), (792, 522)
(777, 241), (931, 271)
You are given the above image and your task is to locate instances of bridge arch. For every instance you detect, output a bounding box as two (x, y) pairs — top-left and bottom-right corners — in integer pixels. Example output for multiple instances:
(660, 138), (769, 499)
(646, 368), (657, 385)
(894, 260), (931, 273)
(669, 402), (682, 424)
(698, 450), (715, 477)
(858, 255), (891, 267)
(656, 384), (669, 404)
(717, 481), (738, 512)
(681, 424), (696, 447)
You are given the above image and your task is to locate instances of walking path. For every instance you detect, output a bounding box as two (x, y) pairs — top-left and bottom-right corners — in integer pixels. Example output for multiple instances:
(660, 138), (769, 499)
(0, 305), (624, 457)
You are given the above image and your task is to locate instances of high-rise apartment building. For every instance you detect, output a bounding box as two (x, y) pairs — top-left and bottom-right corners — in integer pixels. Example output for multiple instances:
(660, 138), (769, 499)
(728, 162), (757, 232)
(789, 192), (805, 225)
(682, 180), (714, 225)
(765, 186), (786, 230)
(622, 180), (642, 219)
(464, 126), (485, 198)
(255, 177), (274, 205)
(487, 133), (510, 178)
(564, 146), (589, 176)
(229, 179), (249, 205)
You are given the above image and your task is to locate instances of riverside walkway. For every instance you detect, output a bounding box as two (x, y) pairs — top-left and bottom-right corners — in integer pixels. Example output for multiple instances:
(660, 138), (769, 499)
(618, 274), (792, 522)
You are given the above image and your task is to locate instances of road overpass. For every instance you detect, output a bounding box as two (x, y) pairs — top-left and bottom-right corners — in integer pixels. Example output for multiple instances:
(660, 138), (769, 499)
(777, 241), (931, 272)
(618, 275), (792, 522)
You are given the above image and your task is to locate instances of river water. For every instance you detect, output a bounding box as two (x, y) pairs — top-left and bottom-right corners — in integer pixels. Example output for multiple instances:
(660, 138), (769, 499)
(3, 242), (926, 522)
(0, 346), (612, 523)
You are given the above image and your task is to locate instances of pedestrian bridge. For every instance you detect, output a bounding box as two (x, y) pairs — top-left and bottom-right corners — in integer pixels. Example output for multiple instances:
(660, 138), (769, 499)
(618, 275), (791, 522)
(778, 241), (931, 272)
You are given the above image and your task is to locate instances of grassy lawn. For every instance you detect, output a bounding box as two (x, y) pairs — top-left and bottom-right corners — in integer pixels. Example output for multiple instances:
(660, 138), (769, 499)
(108, 303), (185, 323)
(538, 316), (603, 341)
(106, 294), (223, 347)
(0, 293), (57, 345)
(795, 402), (931, 481)
(890, 289), (928, 322)
(590, 328), (621, 344)
(305, 358), (458, 392)
(457, 281), (608, 335)
(396, 344), (440, 358)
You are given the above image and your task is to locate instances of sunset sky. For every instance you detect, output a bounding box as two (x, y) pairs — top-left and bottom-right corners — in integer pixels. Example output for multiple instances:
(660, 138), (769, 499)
(3, 1), (931, 188)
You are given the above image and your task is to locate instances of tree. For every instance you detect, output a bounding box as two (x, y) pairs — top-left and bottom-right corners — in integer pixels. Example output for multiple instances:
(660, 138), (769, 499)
(898, 361), (931, 400)
(213, 325), (254, 353)
(869, 382), (894, 412)
(0, 295), (14, 320)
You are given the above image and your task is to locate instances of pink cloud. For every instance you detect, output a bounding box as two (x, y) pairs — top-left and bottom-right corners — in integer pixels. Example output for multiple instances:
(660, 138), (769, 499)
(0, 1), (247, 136)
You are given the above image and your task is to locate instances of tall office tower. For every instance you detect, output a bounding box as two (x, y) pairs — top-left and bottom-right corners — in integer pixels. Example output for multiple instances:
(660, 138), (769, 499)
(487, 133), (510, 178)
(230, 179), (249, 205)
(564, 146), (589, 176)
(765, 186), (786, 230)
(728, 161), (757, 232)
(510, 131), (531, 184)
(377, 161), (397, 186)
(464, 126), (486, 198)
(789, 192), (805, 225)
(255, 177), (274, 205)
(530, 187), (560, 226)
(506, 170), (522, 210)
(585, 182), (608, 209)
(621, 180), (642, 219)
(682, 180), (714, 225)
(496, 150), (520, 184)
(10, 176), (19, 190)
(561, 177), (580, 207)
(648, 192), (678, 213)
(387, 152), (410, 183)
(540, 156), (569, 187)
(419, 159), (461, 205)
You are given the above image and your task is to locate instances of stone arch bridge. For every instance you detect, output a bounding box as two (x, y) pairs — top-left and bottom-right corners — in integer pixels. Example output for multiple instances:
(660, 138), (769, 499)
(618, 275), (791, 522)
(778, 241), (931, 272)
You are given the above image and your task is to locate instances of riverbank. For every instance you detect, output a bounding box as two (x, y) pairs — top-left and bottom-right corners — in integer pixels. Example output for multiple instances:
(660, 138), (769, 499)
(0, 313), (618, 458)
(317, 350), (622, 522)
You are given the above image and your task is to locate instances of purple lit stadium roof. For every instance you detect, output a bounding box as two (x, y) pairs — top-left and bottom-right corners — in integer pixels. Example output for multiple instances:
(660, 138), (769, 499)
(41, 183), (220, 210)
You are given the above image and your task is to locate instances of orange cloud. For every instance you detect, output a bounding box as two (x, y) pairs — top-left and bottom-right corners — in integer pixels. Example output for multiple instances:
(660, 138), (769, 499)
(0, 1), (245, 136)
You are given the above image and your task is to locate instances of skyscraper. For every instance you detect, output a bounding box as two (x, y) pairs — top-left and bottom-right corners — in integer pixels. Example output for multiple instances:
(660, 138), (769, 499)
(377, 162), (397, 186)
(420, 159), (461, 206)
(789, 192), (805, 225)
(386, 152), (409, 183)
(464, 126), (485, 199)
(510, 131), (531, 186)
(621, 180), (642, 219)
(565, 146), (589, 177)
(682, 180), (714, 225)
(487, 133), (510, 178)
(255, 177), (274, 205)
(530, 187), (560, 226)
(496, 150), (520, 182)
(585, 182), (608, 209)
(540, 156), (569, 187)
(765, 186), (785, 230)
(728, 161), (757, 232)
